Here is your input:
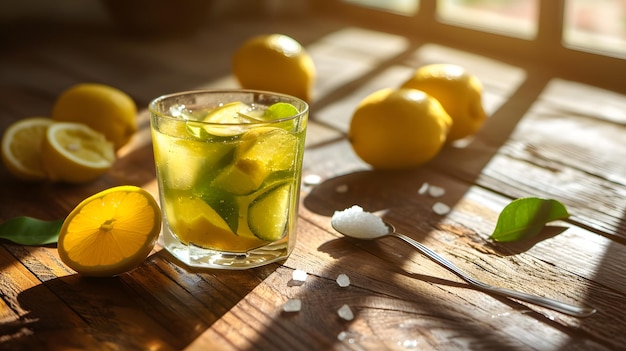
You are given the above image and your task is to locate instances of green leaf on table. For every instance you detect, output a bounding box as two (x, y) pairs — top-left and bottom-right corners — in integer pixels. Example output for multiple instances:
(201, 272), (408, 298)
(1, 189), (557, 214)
(489, 197), (569, 242)
(0, 217), (63, 245)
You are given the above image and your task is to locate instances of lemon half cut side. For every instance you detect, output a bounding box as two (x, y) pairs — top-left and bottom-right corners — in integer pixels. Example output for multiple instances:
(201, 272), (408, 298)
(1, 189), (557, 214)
(41, 122), (115, 183)
(1, 117), (53, 180)
(51, 83), (138, 150)
(58, 185), (162, 277)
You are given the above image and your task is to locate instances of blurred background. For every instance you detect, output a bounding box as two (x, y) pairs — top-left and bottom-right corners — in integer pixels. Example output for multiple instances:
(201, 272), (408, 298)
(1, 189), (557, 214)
(1, 0), (624, 58)
(1, 0), (623, 92)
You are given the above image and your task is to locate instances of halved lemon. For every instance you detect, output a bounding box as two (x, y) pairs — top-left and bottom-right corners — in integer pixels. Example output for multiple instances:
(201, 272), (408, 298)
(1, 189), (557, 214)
(41, 122), (115, 183)
(58, 185), (162, 277)
(1, 117), (53, 181)
(51, 83), (138, 151)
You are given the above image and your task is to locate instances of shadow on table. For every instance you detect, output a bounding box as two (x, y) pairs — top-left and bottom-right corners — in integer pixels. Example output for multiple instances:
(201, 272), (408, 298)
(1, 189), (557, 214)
(10, 249), (275, 350)
(297, 171), (608, 350)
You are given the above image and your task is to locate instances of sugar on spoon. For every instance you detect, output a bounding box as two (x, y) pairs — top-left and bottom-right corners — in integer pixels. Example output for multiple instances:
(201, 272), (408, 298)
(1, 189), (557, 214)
(331, 206), (596, 318)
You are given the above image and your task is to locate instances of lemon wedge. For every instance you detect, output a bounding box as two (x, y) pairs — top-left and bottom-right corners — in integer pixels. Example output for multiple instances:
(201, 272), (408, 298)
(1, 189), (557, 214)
(57, 185), (162, 277)
(41, 122), (115, 183)
(1, 117), (53, 181)
(166, 196), (264, 252)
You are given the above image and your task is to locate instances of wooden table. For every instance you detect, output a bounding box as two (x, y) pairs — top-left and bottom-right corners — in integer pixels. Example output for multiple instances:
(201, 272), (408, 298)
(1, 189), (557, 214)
(1, 13), (625, 351)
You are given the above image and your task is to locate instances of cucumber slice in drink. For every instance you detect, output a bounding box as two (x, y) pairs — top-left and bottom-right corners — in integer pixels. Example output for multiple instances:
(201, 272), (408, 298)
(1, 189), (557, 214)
(247, 183), (291, 242)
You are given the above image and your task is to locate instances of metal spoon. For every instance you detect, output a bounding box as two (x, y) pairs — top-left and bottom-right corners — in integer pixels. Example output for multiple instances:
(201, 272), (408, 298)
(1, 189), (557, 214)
(332, 220), (597, 317)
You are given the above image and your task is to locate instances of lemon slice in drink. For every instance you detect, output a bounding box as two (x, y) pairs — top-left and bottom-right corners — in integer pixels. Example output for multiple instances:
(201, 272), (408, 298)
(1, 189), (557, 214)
(1, 117), (53, 181)
(196, 102), (260, 137)
(41, 122), (115, 183)
(57, 185), (162, 277)
(167, 197), (264, 251)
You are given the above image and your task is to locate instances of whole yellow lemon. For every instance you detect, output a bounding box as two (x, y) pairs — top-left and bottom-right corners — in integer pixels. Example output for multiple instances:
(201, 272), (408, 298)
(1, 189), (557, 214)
(349, 88), (452, 170)
(232, 34), (316, 102)
(51, 83), (138, 150)
(401, 64), (486, 141)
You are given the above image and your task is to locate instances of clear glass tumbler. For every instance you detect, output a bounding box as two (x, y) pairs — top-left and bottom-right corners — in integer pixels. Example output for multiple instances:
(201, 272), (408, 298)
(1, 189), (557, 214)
(149, 90), (308, 269)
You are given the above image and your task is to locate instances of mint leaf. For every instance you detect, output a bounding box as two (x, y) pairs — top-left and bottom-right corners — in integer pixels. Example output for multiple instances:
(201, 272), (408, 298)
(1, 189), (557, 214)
(490, 197), (569, 242)
(0, 217), (63, 245)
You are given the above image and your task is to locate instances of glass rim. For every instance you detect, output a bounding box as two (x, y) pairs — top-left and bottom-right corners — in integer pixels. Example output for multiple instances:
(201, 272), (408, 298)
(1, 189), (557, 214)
(148, 89), (309, 126)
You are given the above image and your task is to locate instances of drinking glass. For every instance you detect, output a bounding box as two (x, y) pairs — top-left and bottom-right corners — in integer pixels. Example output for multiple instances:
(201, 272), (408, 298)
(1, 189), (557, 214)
(149, 90), (308, 269)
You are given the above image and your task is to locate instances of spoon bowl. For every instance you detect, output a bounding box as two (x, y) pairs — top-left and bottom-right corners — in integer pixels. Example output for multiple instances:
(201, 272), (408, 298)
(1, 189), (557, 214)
(332, 218), (596, 318)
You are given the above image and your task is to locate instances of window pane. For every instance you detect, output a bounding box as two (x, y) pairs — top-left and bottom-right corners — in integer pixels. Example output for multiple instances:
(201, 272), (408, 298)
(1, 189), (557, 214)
(437, 0), (538, 39)
(563, 0), (626, 58)
(342, 0), (420, 16)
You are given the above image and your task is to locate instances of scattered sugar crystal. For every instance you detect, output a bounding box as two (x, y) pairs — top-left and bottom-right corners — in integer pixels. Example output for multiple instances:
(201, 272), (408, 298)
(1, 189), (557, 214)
(337, 304), (354, 321)
(335, 184), (349, 193)
(418, 182), (429, 195)
(303, 174), (322, 186)
(432, 202), (450, 215)
(283, 299), (302, 312)
(336, 274), (350, 287)
(292, 269), (308, 282)
(337, 331), (357, 343)
(331, 205), (388, 239)
(428, 185), (445, 198)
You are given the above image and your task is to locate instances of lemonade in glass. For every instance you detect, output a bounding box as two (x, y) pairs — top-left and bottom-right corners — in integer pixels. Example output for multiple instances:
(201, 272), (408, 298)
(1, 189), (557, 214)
(149, 90), (307, 269)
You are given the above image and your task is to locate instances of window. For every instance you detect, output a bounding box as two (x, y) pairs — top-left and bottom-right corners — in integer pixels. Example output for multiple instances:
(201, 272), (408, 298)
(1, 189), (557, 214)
(343, 0), (419, 15)
(316, 0), (624, 91)
(437, 0), (538, 39)
(333, 0), (626, 58)
(563, 0), (626, 58)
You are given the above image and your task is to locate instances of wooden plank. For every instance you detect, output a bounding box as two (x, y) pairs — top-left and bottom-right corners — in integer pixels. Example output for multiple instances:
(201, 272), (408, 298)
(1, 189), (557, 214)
(300, 143), (625, 349)
(1, 13), (624, 351)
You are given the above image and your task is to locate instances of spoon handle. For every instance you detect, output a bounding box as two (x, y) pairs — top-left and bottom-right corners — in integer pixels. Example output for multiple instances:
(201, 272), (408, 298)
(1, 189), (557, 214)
(390, 232), (596, 317)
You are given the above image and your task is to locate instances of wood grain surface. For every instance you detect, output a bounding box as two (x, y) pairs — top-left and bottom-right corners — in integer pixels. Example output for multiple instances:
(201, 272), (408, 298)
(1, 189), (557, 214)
(1, 10), (625, 351)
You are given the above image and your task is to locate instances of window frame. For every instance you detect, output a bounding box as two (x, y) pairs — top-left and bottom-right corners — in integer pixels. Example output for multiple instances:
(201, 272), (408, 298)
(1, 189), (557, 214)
(312, 0), (625, 93)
